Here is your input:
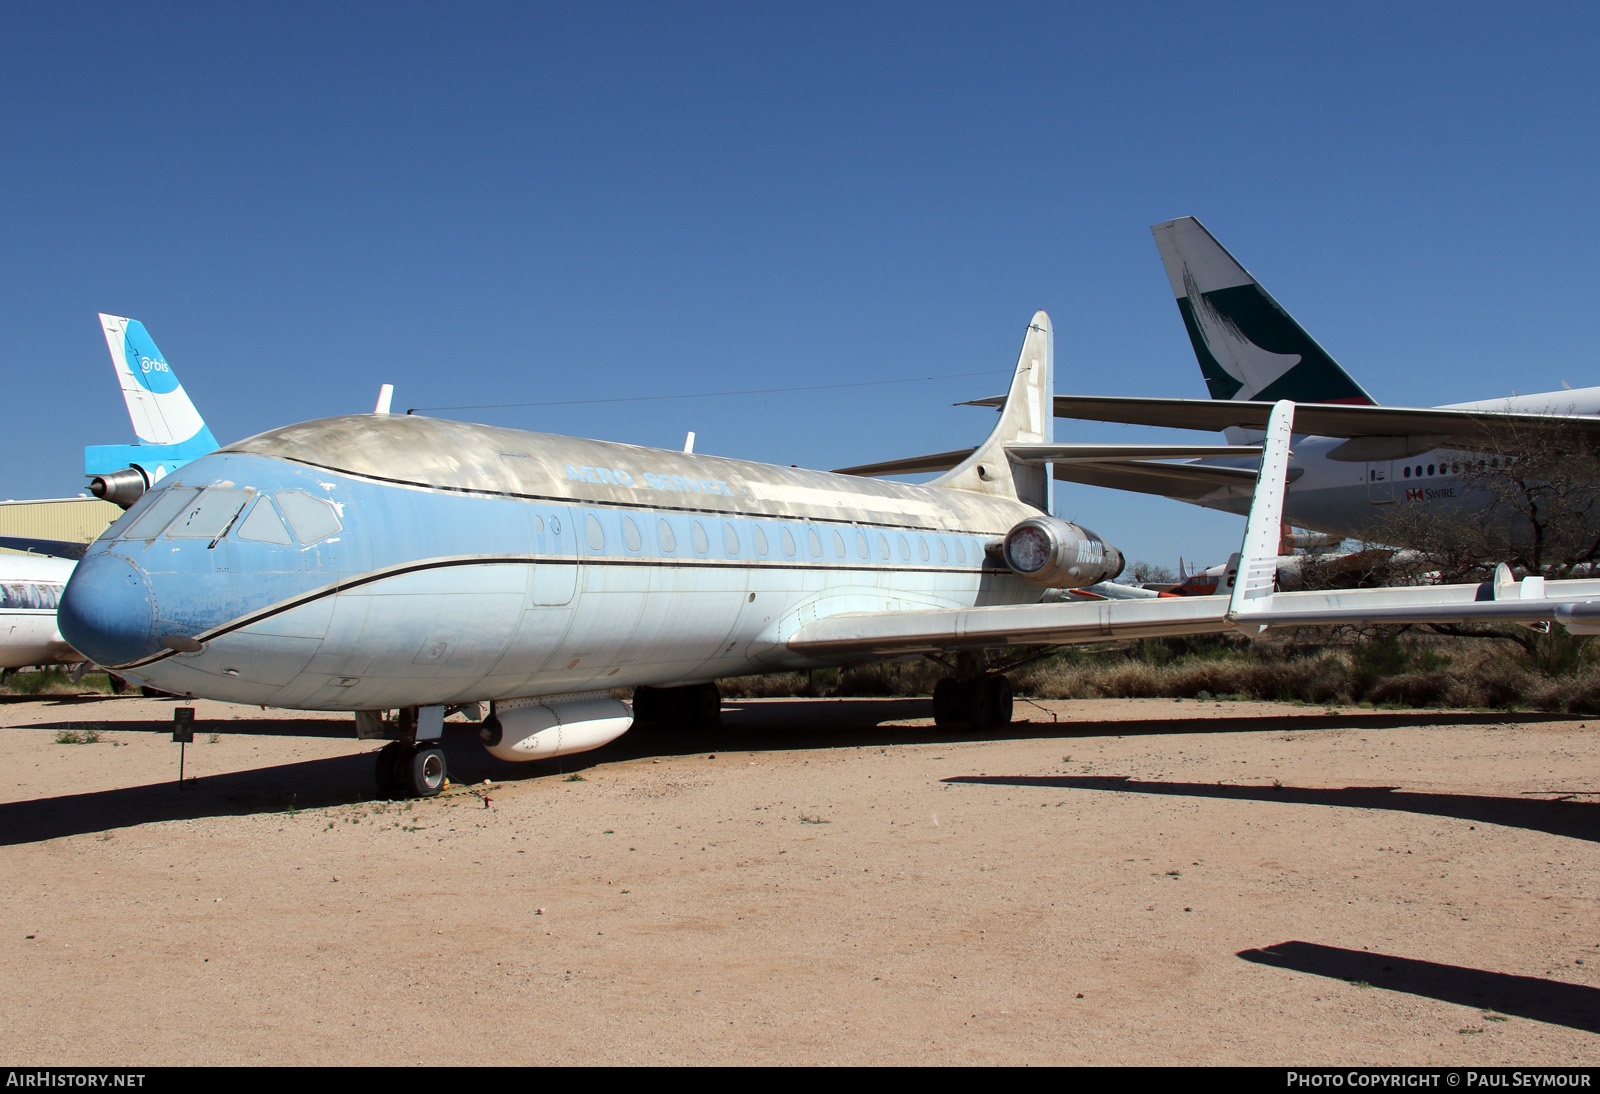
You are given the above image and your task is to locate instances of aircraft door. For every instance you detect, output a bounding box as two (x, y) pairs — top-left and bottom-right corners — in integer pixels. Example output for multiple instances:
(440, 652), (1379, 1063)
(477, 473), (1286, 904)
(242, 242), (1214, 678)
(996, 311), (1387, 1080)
(1367, 462), (1395, 504)
(532, 510), (578, 605)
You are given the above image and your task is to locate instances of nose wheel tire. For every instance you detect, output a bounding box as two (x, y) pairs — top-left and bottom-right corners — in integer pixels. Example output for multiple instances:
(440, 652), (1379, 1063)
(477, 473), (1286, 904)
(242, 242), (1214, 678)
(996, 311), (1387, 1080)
(375, 741), (449, 799)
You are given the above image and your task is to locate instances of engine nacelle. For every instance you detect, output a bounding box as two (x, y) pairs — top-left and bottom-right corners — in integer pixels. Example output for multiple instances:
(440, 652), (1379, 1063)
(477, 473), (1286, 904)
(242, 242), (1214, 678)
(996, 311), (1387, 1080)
(479, 695), (633, 762)
(89, 467), (153, 510)
(1000, 515), (1125, 588)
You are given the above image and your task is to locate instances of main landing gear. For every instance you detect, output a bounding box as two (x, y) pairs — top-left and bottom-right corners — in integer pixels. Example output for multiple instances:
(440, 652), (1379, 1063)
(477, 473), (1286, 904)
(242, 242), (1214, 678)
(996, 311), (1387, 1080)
(926, 650), (1029, 731)
(931, 674), (1014, 731)
(631, 682), (722, 730)
(374, 740), (448, 799)
(363, 705), (454, 799)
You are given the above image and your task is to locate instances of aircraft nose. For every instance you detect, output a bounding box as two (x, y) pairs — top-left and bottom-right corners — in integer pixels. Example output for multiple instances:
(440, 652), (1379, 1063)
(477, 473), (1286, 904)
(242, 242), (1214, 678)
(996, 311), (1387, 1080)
(58, 553), (159, 667)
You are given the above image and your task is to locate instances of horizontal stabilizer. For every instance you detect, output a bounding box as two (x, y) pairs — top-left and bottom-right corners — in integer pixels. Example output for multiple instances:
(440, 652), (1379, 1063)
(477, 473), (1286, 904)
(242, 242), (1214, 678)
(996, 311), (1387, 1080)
(1007, 442), (1263, 463)
(1051, 457), (1290, 501)
(836, 442), (1262, 478)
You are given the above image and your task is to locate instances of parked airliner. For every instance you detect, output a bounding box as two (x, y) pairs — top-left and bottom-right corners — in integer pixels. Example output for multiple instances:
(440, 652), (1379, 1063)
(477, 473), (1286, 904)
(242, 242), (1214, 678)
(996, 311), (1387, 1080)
(1032, 217), (1600, 545)
(54, 313), (1600, 798)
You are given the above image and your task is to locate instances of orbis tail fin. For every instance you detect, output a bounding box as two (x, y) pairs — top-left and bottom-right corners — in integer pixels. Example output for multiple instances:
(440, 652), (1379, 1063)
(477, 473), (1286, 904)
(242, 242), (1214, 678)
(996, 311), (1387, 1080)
(85, 315), (218, 506)
(1151, 218), (1374, 408)
(930, 311), (1053, 511)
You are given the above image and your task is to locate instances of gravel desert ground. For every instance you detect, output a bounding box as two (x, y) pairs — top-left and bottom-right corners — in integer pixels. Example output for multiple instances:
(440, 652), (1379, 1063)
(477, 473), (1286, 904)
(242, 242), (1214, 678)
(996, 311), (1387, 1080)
(1, 693), (1595, 1066)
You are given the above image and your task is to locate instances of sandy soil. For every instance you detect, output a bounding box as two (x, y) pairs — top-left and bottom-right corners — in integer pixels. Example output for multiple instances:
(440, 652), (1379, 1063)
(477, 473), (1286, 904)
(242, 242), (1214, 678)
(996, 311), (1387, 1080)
(0, 692), (1595, 1066)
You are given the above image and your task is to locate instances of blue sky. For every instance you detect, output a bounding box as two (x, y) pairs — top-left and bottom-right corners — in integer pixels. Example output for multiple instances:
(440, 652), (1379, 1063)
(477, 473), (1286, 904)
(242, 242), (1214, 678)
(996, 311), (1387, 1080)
(5, 2), (1597, 570)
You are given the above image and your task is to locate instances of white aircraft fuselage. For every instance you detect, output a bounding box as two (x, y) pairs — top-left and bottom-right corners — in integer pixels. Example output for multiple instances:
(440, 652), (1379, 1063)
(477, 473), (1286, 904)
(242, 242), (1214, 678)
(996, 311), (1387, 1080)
(0, 554), (79, 670)
(1189, 388), (1600, 539)
(58, 413), (1077, 711)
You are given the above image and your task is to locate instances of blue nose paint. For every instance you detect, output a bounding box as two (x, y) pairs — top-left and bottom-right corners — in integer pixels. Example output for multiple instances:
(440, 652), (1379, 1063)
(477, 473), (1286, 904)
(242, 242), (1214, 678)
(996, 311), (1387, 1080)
(58, 553), (159, 667)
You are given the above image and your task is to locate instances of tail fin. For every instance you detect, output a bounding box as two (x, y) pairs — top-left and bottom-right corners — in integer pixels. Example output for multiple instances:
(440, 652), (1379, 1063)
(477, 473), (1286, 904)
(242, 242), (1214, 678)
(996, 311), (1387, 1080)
(84, 315), (218, 499)
(1151, 218), (1374, 411)
(98, 314), (215, 447)
(930, 311), (1052, 510)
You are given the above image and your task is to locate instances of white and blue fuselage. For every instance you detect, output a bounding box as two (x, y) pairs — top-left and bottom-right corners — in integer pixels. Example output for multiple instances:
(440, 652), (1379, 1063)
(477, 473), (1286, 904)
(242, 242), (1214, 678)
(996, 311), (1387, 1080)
(59, 414), (1050, 711)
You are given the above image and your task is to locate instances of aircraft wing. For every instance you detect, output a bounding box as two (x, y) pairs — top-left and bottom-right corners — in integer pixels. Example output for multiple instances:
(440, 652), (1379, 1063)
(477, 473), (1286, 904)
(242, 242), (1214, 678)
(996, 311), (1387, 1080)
(833, 442), (1262, 478)
(0, 536), (90, 560)
(1048, 458), (1269, 500)
(962, 394), (1600, 450)
(785, 581), (1600, 657)
(791, 401), (1600, 658)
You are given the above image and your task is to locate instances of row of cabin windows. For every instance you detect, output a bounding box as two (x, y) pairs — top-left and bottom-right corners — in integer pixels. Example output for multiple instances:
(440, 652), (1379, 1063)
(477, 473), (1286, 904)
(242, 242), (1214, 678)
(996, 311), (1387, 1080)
(112, 486), (343, 546)
(579, 512), (976, 565)
(1399, 456), (1514, 479)
(0, 582), (62, 611)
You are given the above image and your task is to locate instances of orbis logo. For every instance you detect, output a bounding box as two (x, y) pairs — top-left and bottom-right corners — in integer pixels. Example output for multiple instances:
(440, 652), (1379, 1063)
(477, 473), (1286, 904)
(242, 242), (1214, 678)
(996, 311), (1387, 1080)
(125, 342), (180, 394)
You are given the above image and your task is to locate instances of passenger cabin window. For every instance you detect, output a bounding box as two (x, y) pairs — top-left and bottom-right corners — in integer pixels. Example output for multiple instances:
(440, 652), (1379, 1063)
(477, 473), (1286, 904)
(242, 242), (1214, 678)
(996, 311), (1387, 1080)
(237, 497), (294, 545)
(277, 492), (343, 545)
(754, 524), (769, 557)
(658, 518), (677, 553)
(807, 528), (822, 558)
(586, 514), (606, 552)
(833, 530), (846, 558)
(167, 489), (252, 539)
(781, 528), (796, 557)
(856, 531), (869, 559)
(724, 524), (741, 556)
(692, 521), (710, 555)
(623, 516), (642, 553)
(0, 583), (61, 611)
(119, 487), (203, 540)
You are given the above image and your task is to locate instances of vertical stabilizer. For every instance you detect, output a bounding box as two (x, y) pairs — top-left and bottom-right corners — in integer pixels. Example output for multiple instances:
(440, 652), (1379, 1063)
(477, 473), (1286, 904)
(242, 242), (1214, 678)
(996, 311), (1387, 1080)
(99, 314), (215, 447)
(1151, 218), (1374, 429)
(85, 316), (219, 495)
(930, 312), (1053, 510)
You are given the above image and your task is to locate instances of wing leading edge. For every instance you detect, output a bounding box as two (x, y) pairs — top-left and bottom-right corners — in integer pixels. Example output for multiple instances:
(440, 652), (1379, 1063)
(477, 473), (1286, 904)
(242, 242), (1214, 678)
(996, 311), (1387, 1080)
(961, 394), (1600, 454)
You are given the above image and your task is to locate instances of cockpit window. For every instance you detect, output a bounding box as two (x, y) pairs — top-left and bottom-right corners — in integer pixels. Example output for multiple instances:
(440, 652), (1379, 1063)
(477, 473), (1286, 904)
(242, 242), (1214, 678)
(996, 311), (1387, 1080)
(167, 489), (252, 539)
(236, 497), (295, 545)
(118, 487), (204, 540)
(277, 491), (342, 544)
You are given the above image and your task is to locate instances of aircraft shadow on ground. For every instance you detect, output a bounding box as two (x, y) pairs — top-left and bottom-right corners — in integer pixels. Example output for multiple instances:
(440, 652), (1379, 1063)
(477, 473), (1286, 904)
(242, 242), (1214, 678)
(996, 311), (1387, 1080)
(1238, 941), (1600, 1034)
(945, 775), (1600, 844)
(1, 699), (1586, 845)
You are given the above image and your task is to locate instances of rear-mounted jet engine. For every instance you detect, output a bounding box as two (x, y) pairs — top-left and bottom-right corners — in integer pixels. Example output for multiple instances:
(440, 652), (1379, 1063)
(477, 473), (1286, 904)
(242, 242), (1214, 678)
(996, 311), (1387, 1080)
(1000, 515), (1125, 588)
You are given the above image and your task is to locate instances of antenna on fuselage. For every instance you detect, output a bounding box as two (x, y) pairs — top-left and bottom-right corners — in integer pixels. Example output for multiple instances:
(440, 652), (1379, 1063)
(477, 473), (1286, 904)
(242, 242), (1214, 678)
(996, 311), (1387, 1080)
(375, 384), (394, 415)
(683, 431), (696, 454)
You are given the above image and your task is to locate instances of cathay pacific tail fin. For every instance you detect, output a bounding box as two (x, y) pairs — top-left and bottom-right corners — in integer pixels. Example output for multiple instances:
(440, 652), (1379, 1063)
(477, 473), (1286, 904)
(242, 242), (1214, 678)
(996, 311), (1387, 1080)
(1152, 217), (1375, 415)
